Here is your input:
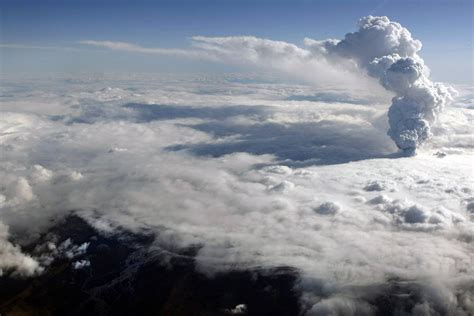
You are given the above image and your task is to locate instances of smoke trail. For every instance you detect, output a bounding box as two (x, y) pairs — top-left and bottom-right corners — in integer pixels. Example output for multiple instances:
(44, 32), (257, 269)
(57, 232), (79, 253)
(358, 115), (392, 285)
(183, 17), (456, 151)
(319, 16), (455, 151)
(80, 16), (455, 151)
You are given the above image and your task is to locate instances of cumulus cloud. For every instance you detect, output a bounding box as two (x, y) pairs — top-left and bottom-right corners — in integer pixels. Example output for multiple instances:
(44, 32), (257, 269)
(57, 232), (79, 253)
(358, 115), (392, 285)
(308, 296), (375, 316)
(0, 222), (42, 277)
(312, 202), (340, 215)
(72, 259), (90, 270)
(226, 303), (248, 315)
(58, 239), (90, 259)
(363, 181), (384, 192)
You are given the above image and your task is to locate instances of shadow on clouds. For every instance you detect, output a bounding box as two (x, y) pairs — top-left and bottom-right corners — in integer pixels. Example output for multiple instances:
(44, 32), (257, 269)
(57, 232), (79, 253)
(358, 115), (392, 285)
(124, 103), (270, 122)
(285, 92), (370, 105)
(124, 103), (402, 166)
(55, 103), (271, 124)
(168, 120), (400, 166)
(55, 102), (401, 166)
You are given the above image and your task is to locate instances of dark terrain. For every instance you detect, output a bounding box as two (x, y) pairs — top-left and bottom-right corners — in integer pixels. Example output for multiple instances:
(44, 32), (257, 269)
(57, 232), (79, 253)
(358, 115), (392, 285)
(1, 215), (466, 316)
(0, 215), (302, 316)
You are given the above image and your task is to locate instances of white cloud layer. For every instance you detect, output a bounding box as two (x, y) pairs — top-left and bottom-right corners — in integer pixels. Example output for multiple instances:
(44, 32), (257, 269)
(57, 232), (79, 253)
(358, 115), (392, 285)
(0, 72), (472, 314)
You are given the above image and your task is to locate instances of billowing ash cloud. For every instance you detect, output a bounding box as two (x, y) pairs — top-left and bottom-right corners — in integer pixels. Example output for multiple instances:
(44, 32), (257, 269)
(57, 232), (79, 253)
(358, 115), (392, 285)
(81, 16), (454, 151)
(306, 16), (455, 151)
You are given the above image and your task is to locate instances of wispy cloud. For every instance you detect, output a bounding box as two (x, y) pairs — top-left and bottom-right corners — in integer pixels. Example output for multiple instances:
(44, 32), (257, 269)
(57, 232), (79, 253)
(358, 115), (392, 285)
(0, 43), (96, 53)
(77, 37), (374, 88)
(77, 40), (203, 58)
(78, 37), (313, 63)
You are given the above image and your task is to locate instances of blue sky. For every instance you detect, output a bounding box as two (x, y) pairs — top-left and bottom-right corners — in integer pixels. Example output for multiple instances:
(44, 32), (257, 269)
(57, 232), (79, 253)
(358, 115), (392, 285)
(1, 0), (472, 83)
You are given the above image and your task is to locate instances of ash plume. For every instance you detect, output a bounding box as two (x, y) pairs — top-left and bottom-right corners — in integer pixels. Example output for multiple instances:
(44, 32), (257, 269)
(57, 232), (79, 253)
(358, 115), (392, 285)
(312, 16), (455, 151)
(80, 16), (455, 152)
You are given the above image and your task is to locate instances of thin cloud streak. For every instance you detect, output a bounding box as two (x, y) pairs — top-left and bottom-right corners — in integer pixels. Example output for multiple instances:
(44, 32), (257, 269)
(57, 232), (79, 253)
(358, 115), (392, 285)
(77, 40), (205, 58)
(0, 43), (103, 53)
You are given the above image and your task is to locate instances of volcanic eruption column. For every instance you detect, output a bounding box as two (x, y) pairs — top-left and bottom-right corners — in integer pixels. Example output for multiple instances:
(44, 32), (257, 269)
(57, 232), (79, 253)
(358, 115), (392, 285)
(319, 16), (454, 151)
